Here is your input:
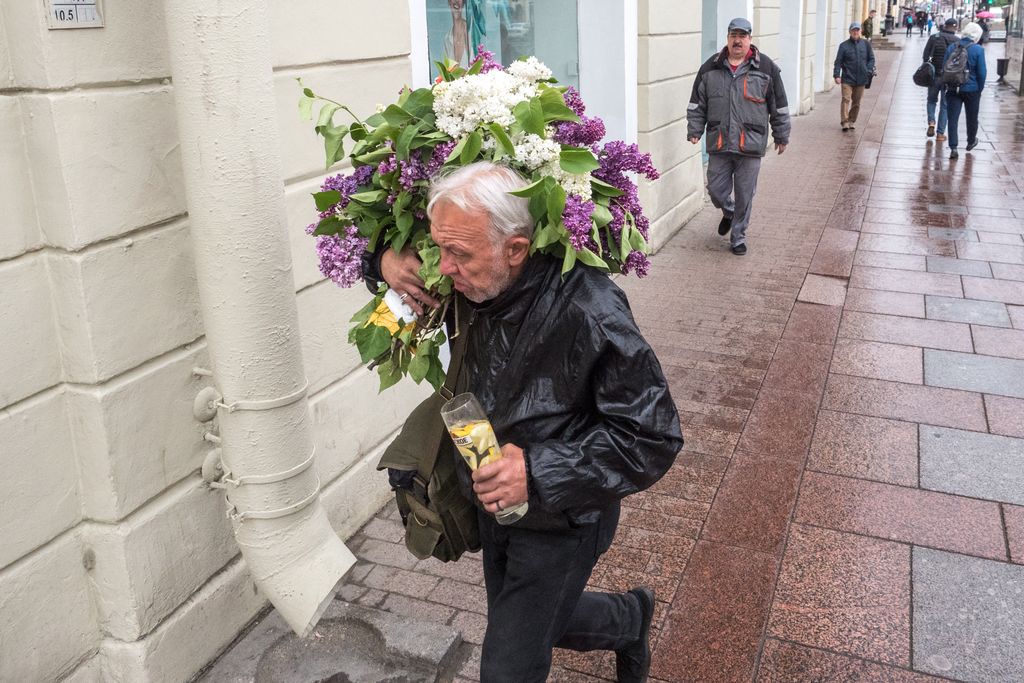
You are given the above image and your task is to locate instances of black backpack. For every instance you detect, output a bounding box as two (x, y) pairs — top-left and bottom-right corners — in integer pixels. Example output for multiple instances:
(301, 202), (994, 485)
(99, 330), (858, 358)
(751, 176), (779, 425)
(942, 44), (970, 87)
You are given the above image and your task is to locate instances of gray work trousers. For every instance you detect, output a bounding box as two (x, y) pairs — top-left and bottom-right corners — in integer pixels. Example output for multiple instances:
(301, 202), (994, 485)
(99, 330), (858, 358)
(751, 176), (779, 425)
(706, 153), (762, 247)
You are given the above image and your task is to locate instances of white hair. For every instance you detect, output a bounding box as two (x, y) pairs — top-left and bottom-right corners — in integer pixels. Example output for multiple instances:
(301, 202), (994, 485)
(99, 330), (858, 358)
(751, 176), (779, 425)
(426, 162), (534, 244)
(961, 22), (982, 42)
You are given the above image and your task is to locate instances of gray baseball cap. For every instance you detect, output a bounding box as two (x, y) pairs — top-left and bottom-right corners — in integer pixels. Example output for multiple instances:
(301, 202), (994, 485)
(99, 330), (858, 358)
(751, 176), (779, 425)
(727, 18), (752, 34)
(849, 22), (862, 30)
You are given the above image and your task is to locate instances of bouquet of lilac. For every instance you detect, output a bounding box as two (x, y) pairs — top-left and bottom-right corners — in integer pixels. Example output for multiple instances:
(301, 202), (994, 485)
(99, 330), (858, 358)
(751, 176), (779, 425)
(301, 48), (659, 391)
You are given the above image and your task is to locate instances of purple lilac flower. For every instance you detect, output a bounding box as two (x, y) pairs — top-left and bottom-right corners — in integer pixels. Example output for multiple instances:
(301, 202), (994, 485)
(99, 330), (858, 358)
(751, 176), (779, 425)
(561, 195), (596, 250)
(622, 250), (650, 278)
(426, 141), (456, 177)
(554, 115), (606, 147)
(320, 165), (374, 211)
(594, 141), (660, 189)
(314, 225), (368, 288)
(472, 45), (503, 73)
(562, 87), (586, 117)
(376, 154), (399, 177)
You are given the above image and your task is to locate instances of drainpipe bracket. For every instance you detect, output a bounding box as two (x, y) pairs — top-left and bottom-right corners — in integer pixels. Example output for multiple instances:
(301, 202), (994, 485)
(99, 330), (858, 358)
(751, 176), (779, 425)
(202, 448), (226, 487)
(193, 386), (223, 422)
(225, 479), (322, 522)
(216, 380), (309, 413)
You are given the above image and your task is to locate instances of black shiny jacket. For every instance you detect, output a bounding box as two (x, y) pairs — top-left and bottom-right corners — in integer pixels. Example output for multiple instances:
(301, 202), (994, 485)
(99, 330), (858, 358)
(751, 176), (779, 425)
(450, 254), (683, 530)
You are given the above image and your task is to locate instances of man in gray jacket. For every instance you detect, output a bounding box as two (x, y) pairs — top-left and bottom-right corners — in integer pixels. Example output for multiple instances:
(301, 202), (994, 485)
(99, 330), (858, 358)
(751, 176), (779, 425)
(687, 17), (790, 256)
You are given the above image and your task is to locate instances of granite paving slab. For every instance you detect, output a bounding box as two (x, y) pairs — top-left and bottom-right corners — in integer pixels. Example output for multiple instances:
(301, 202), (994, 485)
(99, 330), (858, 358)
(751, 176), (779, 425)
(919, 425), (1024, 505)
(924, 295), (1011, 327)
(913, 548), (1024, 681)
(924, 349), (1024, 399)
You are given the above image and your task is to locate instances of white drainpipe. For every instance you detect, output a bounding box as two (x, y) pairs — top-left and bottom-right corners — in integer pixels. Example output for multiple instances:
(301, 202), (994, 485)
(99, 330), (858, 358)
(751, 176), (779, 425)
(164, 0), (355, 636)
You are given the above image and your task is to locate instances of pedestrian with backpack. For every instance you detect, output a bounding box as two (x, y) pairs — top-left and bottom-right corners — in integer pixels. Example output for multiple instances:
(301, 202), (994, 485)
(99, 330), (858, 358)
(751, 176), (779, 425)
(943, 22), (986, 159)
(924, 18), (959, 141)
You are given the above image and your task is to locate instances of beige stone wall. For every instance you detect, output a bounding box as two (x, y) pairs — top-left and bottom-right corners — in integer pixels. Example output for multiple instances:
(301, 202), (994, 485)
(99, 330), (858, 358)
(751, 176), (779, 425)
(755, 0), (781, 63)
(0, 1), (418, 681)
(638, 0), (707, 250)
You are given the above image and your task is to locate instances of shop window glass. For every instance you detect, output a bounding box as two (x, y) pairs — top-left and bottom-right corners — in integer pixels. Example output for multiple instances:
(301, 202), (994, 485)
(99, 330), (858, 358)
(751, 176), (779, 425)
(426, 0), (580, 89)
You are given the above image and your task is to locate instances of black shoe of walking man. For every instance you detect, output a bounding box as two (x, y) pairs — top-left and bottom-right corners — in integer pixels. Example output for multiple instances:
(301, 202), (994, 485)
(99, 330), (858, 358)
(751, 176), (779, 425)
(616, 587), (655, 682)
(718, 214), (733, 236)
(731, 243), (747, 256)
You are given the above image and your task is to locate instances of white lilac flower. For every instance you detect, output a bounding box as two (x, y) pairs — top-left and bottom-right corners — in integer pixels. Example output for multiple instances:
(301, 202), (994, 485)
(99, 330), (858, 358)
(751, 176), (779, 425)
(513, 133), (561, 171)
(432, 70), (535, 138)
(507, 57), (553, 83)
(537, 160), (593, 200)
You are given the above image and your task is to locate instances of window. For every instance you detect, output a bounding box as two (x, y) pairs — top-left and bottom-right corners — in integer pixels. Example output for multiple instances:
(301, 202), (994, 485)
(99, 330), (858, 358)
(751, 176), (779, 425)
(425, 0), (580, 89)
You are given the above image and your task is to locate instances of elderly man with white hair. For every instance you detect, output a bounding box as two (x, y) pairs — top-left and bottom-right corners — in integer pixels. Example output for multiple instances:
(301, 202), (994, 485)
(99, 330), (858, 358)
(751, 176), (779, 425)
(942, 21), (987, 159)
(364, 161), (683, 682)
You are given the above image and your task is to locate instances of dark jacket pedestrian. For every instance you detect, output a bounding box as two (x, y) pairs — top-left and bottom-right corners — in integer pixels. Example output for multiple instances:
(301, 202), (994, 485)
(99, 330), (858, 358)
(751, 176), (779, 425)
(367, 161), (683, 683)
(923, 19), (959, 139)
(944, 23), (986, 157)
(833, 23), (875, 130)
(687, 17), (790, 255)
(834, 29), (876, 85)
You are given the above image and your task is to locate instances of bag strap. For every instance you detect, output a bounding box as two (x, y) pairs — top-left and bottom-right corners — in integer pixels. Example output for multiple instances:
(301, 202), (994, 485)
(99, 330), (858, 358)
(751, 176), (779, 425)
(415, 296), (471, 491)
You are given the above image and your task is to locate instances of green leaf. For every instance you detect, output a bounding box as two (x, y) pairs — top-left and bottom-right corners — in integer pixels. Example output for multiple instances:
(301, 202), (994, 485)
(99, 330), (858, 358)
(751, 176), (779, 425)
(381, 104), (413, 128)
(404, 88), (435, 119)
(561, 246), (578, 275)
(488, 123), (515, 158)
(424, 353), (446, 390)
(513, 99), (545, 136)
(322, 124), (349, 168)
(354, 147), (394, 166)
(559, 148), (600, 175)
(376, 359), (404, 391)
(590, 178), (624, 197)
(396, 210), (414, 236)
(591, 203), (613, 227)
(302, 87), (315, 98)
(466, 56), (484, 75)
(349, 122), (368, 141)
(445, 134), (470, 163)
(532, 222), (562, 250)
(313, 215), (345, 236)
(360, 325), (393, 363)
(349, 296), (382, 325)
(619, 223), (632, 261)
(528, 192), (547, 223)
(364, 113), (385, 127)
(316, 103), (340, 130)
(349, 189), (388, 204)
(298, 95), (314, 121)
(538, 87), (579, 123)
(408, 344), (431, 382)
(460, 130), (482, 164)
(396, 121), (422, 161)
(313, 190), (341, 212)
(508, 177), (546, 197)
(576, 247), (609, 270)
(546, 183), (566, 227)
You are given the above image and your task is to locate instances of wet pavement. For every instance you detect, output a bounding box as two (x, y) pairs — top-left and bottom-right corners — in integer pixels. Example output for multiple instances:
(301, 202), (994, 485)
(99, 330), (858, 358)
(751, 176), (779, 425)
(237, 33), (1024, 682)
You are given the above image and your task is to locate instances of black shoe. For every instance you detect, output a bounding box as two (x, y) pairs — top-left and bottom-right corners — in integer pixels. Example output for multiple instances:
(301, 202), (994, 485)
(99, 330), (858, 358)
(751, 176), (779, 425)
(842, 125), (849, 131)
(731, 243), (747, 256)
(949, 149), (959, 159)
(616, 587), (655, 683)
(927, 123), (936, 137)
(718, 215), (733, 236)
(966, 139), (979, 151)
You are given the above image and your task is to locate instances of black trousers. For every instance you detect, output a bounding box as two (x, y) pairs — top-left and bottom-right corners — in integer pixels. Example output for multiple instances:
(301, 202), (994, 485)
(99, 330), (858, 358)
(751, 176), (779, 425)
(945, 89), (981, 150)
(477, 509), (642, 682)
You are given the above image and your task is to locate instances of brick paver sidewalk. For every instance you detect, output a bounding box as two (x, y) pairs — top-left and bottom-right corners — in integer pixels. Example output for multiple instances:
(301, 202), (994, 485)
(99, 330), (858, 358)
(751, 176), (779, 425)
(252, 36), (1024, 682)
